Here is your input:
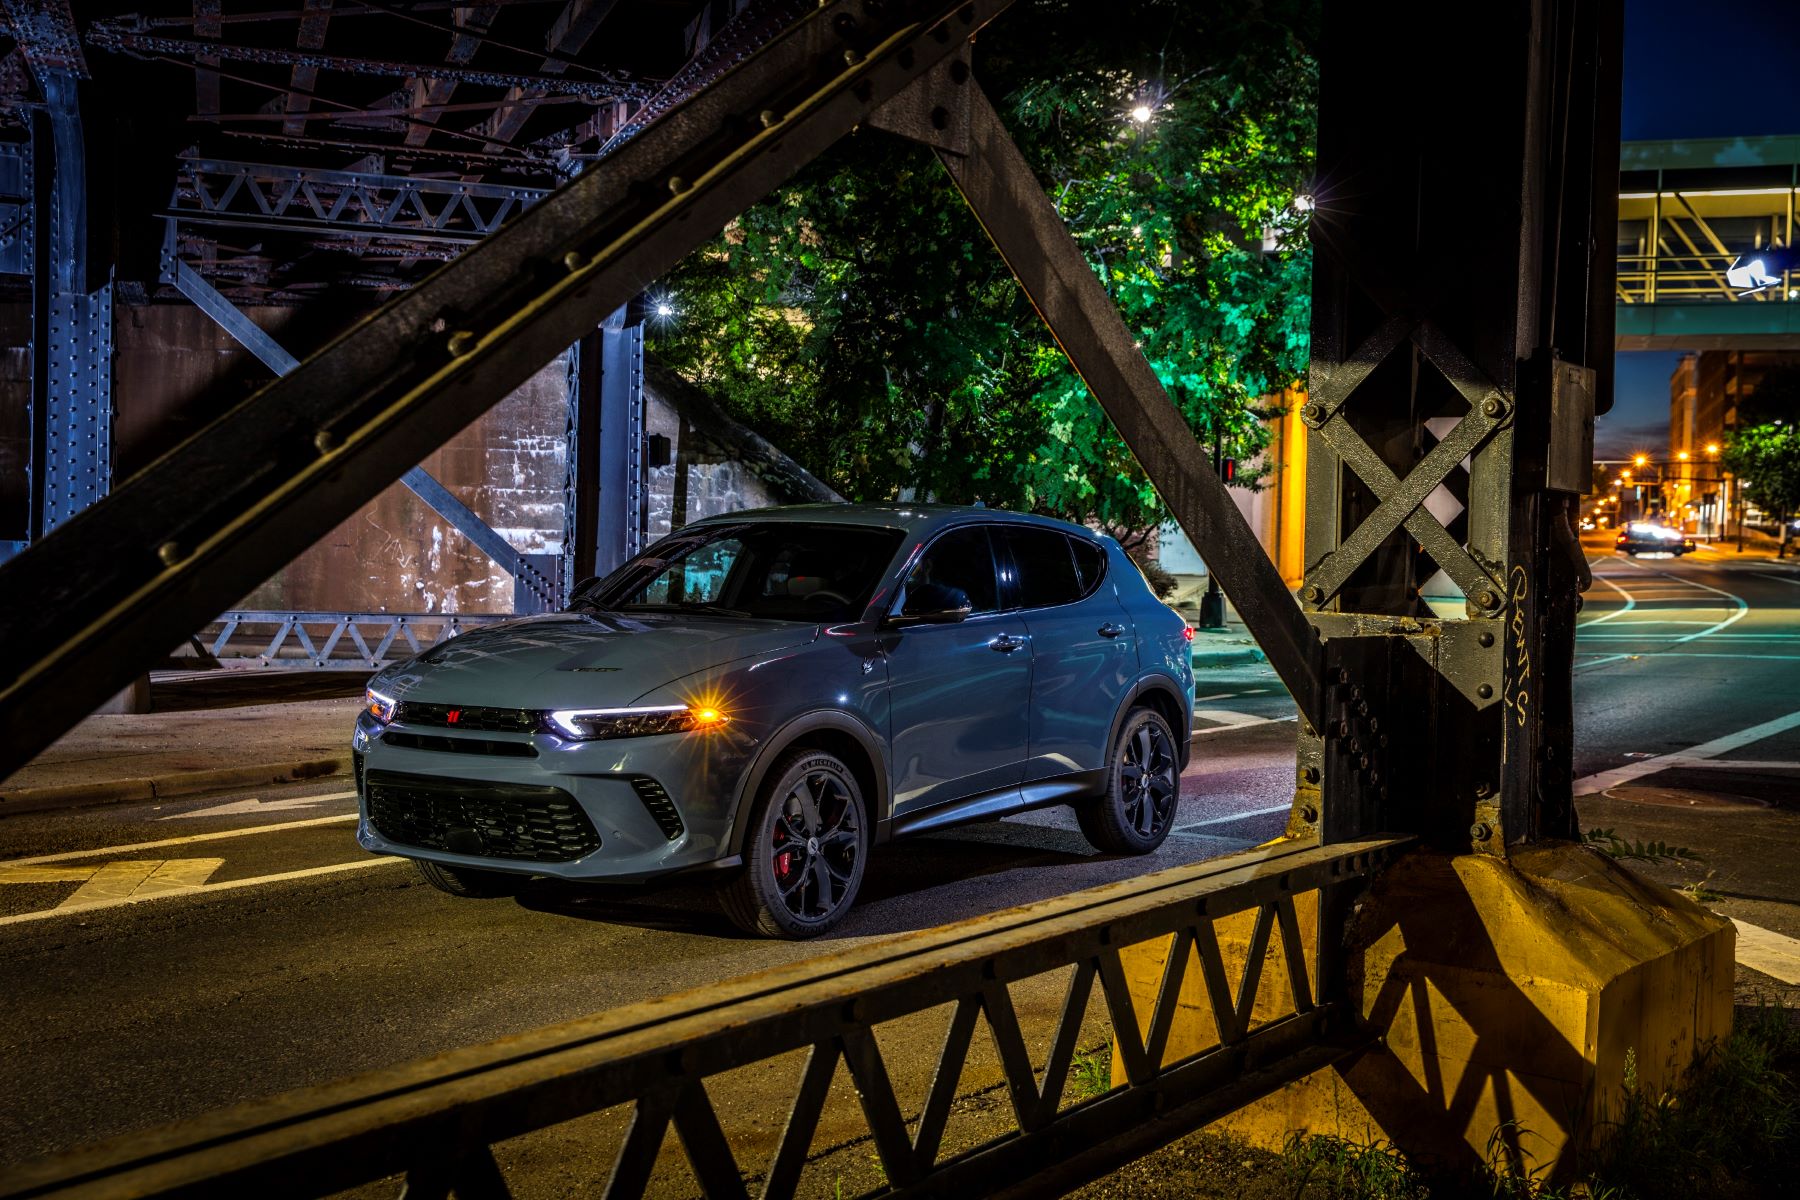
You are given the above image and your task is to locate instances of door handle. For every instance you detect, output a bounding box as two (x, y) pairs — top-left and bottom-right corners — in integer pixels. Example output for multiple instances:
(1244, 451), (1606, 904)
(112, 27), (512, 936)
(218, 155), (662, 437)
(1098, 622), (1126, 638)
(989, 633), (1027, 653)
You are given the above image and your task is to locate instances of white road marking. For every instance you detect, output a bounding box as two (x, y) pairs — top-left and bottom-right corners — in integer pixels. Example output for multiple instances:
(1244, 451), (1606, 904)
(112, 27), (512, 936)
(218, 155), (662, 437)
(0, 858), (405, 928)
(1571, 709), (1800, 796)
(1192, 709), (1272, 729)
(0, 808), (359, 868)
(160, 792), (357, 821)
(1177, 802), (1292, 830)
(1732, 920), (1800, 985)
(1191, 714), (1297, 736)
(1191, 693), (1233, 703)
(1579, 571), (1637, 626)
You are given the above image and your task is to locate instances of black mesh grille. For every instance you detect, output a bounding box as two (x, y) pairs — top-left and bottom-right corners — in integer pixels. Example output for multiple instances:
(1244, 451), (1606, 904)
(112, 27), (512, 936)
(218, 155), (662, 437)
(394, 702), (539, 734)
(381, 731), (537, 758)
(365, 771), (600, 863)
(630, 776), (684, 841)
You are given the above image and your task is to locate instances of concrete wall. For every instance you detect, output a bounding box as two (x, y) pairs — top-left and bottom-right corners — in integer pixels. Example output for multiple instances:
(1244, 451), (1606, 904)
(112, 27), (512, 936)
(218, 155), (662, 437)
(644, 382), (781, 541)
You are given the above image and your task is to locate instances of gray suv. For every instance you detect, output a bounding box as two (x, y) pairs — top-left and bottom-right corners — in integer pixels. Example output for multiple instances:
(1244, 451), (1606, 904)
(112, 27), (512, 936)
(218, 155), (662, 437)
(354, 505), (1194, 937)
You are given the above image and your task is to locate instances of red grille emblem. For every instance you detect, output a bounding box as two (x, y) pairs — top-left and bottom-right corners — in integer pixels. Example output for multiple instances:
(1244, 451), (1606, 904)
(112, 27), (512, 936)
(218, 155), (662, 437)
(446, 709), (461, 724)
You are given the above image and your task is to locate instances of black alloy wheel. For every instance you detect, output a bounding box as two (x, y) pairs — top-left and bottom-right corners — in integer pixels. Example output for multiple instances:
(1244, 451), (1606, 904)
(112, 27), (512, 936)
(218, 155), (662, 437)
(1078, 706), (1180, 854)
(723, 750), (868, 938)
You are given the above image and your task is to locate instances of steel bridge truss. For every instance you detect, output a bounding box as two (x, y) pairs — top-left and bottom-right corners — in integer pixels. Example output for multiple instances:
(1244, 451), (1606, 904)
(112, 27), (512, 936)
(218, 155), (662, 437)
(0, 0), (1320, 781)
(0, 837), (1408, 1200)
(167, 158), (551, 249)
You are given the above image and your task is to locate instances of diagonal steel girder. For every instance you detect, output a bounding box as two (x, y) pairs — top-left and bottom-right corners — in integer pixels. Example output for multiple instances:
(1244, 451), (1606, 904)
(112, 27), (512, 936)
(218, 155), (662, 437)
(0, 0), (1017, 777)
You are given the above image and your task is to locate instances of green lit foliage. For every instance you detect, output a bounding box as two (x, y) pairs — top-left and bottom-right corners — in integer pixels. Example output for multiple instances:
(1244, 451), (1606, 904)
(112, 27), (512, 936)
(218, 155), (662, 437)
(651, 0), (1317, 545)
(1723, 422), (1800, 549)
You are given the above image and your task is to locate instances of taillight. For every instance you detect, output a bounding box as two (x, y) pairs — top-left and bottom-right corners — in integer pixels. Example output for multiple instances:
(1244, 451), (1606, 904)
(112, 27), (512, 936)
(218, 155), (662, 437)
(1183, 626), (1195, 642)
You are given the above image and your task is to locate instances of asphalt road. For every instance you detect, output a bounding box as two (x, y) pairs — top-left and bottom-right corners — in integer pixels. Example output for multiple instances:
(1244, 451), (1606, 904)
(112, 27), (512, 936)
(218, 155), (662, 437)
(2, 548), (1797, 1178)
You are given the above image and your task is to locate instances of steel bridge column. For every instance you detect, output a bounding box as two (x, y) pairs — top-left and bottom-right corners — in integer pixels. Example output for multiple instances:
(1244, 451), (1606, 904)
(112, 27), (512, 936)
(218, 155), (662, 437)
(1297, 0), (1618, 850)
(596, 303), (646, 576)
(31, 70), (113, 540)
(563, 303), (647, 592)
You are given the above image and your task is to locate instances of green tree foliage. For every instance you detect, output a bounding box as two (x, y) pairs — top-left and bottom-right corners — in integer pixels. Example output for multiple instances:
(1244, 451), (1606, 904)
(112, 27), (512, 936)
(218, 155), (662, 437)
(651, 0), (1317, 546)
(1723, 422), (1800, 552)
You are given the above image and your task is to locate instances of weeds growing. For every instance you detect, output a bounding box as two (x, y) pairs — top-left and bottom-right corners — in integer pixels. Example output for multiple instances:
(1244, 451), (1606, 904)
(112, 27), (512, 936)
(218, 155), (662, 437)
(1274, 1002), (1798, 1199)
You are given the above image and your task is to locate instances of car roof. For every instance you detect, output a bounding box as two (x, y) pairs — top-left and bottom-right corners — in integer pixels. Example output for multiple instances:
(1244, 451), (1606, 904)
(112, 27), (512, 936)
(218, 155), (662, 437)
(683, 503), (1104, 541)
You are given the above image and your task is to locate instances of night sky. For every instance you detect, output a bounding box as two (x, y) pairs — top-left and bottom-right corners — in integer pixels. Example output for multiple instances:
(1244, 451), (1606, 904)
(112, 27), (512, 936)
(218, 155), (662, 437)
(1601, 0), (1800, 458)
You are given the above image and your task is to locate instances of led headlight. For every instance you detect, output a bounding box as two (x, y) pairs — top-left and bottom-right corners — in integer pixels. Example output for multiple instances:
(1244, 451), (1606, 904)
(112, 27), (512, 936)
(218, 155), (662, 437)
(547, 704), (727, 740)
(365, 687), (397, 724)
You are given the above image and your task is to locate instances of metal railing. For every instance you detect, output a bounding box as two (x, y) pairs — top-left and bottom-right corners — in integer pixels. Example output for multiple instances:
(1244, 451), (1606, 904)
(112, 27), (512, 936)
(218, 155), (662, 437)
(192, 611), (513, 670)
(0, 836), (1408, 1200)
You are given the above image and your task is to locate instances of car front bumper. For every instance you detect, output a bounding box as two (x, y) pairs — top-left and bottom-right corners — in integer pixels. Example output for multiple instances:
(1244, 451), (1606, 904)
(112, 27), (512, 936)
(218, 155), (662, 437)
(352, 709), (754, 881)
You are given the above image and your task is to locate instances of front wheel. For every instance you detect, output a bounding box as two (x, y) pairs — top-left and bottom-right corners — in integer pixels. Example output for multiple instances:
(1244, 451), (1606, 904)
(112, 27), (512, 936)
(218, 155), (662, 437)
(1079, 707), (1180, 854)
(722, 750), (868, 938)
(413, 859), (524, 898)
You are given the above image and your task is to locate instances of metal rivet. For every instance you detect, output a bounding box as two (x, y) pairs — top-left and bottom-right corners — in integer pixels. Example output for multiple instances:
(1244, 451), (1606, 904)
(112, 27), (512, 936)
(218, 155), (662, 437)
(1477, 682), (1494, 699)
(1475, 589), (1498, 609)
(562, 250), (584, 272)
(1301, 403), (1324, 427)
(157, 541), (183, 567)
(843, 48), (863, 65)
(1301, 584), (1323, 604)
(667, 176), (688, 195)
(1470, 822), (1492, 841)
(446, 330), (476, 356)
(1478, 631), (1495, 648)
(1482, 396), (1504, 418)
(930, 105), (950, 130)
(759, 109), (780, 128)
(314, 428), (338, 454)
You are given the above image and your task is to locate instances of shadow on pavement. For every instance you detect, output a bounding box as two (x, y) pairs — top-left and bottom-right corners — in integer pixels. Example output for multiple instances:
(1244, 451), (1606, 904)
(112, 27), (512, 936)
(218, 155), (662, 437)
(512, 823), (1099, 939)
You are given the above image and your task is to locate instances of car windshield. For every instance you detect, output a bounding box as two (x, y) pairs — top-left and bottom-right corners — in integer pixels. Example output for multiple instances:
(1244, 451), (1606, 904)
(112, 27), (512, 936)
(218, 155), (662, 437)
(575, 522), (906, 622)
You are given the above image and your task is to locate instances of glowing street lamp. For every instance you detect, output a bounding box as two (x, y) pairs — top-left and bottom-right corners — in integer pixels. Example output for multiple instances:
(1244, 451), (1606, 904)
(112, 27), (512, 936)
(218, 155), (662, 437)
(1677, 451), (1690, 461)
(1130, 103), (1154, 124)
(1633, 454), (1649, 467)
(1705, 442), (1720, 455)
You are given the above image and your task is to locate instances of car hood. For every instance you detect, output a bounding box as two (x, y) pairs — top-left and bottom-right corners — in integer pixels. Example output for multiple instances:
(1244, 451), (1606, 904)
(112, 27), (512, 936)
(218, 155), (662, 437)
(376, 612), (820, 708)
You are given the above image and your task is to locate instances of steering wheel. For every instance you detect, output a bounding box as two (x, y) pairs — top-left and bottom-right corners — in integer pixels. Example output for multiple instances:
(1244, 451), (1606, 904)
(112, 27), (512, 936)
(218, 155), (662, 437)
(803, 589), (851, 609)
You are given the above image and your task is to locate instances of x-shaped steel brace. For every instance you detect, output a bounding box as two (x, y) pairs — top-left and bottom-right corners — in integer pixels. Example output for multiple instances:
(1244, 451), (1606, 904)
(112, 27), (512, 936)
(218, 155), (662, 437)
(1301, 317), (1509, 613)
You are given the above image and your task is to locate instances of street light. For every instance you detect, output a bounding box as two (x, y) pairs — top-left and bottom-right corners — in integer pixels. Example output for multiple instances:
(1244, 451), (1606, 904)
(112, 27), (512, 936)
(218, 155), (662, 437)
(1633, 454), (1648, 467)
(1678, 451), (1690, 461)
(1130, 103), (1154, 124)
(1705, 442), (1720, 455)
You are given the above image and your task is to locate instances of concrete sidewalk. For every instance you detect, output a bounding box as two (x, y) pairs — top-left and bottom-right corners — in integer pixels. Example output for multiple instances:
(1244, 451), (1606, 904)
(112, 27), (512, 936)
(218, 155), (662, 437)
(1, 689), (361, 816)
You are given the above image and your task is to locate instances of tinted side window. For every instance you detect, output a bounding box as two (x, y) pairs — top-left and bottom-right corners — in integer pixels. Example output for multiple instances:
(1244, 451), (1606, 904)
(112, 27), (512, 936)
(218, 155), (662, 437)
(1000, 526), (1082, 609)
(1070, 537), (1107, 593)
(903, 527), (998, 615)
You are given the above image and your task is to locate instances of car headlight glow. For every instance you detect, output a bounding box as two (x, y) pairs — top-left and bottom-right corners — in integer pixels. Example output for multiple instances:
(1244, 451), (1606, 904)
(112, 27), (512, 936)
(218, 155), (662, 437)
(547, 704), (728, 740)
(365, 687), (397, 724)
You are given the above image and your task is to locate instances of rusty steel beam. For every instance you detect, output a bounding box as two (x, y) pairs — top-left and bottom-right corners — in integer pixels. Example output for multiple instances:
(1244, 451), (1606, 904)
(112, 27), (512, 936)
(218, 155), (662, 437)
(0, 0), (1010, 779)
(402, 3), (499, 149)
(281, 0), (333, 137)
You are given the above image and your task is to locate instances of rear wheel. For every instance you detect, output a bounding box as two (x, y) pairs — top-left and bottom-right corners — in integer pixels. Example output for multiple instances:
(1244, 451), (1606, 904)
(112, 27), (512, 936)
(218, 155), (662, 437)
(413, 859), (523, 898)
(1079, 707), (1180, 854)
(723, 750), (868, 938)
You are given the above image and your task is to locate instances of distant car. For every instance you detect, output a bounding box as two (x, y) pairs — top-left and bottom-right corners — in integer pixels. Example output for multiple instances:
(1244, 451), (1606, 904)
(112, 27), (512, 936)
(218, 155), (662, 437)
(1578, 517), (1596, 531)
(1615, 522), (1695, 556)
(353, 505), (1195, 937)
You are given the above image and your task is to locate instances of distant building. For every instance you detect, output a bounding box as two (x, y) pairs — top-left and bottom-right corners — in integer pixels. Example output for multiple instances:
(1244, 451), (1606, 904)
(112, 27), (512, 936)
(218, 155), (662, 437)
(1667, 350), (1800, 534)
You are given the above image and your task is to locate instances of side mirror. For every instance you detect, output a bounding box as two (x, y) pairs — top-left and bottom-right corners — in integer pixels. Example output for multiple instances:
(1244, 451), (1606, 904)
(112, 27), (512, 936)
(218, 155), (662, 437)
(886, 602), (972, 627)
(886, 580), (973, 626)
